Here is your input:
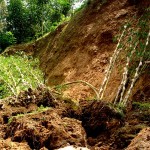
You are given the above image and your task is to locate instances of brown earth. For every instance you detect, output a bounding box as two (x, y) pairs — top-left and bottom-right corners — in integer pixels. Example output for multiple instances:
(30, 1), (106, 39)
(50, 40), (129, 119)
(0, 87), (149, 149)
(125, 127), (150, 150)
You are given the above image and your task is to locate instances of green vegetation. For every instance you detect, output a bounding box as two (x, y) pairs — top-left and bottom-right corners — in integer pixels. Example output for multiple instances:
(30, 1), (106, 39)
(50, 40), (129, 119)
(6, 0), (73, 42)
(0, 52), (44, 99)
(133, 102), (150, 110)
(0, 31), (16, 52)
(0, 0), (83, 52)
(8, 105), (51, 124)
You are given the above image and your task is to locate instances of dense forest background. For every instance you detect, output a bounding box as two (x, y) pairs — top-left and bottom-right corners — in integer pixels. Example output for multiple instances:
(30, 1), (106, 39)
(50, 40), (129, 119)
(0, 0), (85, 52)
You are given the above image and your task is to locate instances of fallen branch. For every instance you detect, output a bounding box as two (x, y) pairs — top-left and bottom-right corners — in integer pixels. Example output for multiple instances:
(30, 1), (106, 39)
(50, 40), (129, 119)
(53, 80), (99, 99)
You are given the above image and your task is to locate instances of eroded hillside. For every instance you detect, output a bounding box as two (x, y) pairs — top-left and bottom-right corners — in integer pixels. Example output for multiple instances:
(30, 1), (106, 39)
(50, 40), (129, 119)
(5, 0), (150, 101)
(24, 0), (149, 102)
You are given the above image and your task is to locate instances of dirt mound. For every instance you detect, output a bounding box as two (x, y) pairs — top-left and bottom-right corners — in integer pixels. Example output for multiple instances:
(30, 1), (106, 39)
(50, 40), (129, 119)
(80, 100), (122, 137)
(5, 110), (86, 149)
(0, 87), (87, 149)
(7, 86), (57, 107)
(0, 87), (149, 149)
(126, 127), (150, 150)
(0, 139), (31, 150)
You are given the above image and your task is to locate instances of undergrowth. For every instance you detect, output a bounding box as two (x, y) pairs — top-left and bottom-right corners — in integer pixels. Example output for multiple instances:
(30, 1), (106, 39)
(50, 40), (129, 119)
(0, 52), (44, 99)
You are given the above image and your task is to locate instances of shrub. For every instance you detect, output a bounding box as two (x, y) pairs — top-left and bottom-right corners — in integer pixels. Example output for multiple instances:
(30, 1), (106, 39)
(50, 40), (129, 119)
(0, 31), (16, 53)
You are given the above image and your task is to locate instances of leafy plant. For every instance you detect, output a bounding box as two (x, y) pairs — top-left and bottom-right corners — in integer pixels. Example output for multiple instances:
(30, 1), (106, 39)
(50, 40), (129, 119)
(0, 52), (44, 98)
(0, 31), (16, 52)
(5, 0), (75, 43)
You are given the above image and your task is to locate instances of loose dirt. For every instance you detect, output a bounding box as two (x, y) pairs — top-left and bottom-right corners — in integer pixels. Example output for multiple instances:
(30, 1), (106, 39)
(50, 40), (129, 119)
(0, 86), (149, 150)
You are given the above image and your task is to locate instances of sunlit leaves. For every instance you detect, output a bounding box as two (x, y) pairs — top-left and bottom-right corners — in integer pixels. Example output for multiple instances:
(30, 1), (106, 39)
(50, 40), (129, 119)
(5, 0), (74, 42)
(7, 0), (30, 42)
(0, 53), (44, 98)
(0, 0), (7, 31)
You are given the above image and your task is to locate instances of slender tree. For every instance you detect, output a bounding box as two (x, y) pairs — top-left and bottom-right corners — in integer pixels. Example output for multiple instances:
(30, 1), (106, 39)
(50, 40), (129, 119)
(0, 0), (7, 31)
(7, 0), (27, 42)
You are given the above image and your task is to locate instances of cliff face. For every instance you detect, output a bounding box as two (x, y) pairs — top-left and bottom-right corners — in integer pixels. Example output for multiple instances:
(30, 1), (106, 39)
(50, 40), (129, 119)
(32, 0), (150, 101)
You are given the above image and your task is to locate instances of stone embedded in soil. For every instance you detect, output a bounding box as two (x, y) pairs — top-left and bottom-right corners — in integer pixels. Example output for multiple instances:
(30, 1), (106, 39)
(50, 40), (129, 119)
(5, 109), (87, 150)
(125, 127), (150, 150)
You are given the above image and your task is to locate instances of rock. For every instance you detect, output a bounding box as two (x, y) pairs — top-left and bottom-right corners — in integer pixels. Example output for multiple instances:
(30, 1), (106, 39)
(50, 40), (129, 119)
(114, 9), (128, 19)
(125, 127), (150, 150)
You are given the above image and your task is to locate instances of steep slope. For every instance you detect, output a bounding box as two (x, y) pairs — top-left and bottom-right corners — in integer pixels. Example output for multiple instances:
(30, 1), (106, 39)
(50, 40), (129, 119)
(34, 0), (147, 101)
(5, 0), (150, 101)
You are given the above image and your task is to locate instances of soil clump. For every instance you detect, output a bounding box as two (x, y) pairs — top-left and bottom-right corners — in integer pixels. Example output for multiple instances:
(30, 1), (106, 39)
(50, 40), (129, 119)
(0, 87), (149, 149)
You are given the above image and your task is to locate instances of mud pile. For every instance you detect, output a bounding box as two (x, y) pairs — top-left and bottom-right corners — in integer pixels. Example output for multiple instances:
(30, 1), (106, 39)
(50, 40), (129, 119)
(0, 87), (86, 149)
(0, 87), (149, 150)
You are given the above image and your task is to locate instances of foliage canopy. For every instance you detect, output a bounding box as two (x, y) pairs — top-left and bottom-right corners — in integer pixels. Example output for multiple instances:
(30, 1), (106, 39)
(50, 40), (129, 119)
(0, 0), (83, 50)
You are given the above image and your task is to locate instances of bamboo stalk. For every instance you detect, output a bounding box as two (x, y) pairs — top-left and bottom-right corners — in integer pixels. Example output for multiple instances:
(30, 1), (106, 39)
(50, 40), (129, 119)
(122, 30), (150, 106)
(0, 68), (17, 97)
(53, 80), (99, 99)
(118, 42), (138, 104)
(98, 25), (127, 100)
